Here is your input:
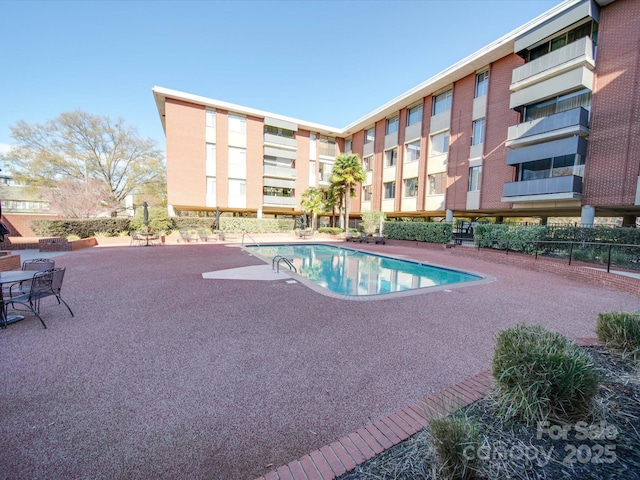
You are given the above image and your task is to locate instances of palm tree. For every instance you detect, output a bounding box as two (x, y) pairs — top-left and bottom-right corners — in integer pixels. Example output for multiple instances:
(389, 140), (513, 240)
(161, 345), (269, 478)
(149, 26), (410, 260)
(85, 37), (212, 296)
(300, 187), (325, 231)
(331, 153), (365, 234)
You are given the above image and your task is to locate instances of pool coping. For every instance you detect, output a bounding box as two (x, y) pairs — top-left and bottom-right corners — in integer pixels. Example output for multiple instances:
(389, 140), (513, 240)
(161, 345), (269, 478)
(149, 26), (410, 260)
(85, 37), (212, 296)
(243, 243), (495, 301)
(255, 337), (601, 480)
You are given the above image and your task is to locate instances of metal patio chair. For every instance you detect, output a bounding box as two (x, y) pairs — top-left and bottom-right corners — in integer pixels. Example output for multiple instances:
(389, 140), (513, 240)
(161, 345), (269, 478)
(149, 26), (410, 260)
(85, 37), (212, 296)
(5, 270), (54, 329)
(5, 258), (56, 297)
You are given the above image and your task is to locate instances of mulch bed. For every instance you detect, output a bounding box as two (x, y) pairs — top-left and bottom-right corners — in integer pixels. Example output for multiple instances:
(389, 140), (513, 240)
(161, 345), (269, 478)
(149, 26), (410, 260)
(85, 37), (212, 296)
(339, 346), (640, 479)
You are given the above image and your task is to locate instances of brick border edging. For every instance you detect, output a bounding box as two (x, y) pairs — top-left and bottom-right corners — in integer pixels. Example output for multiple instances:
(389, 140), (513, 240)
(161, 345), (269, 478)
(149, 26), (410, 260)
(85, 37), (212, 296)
(257, 337), (602, 480)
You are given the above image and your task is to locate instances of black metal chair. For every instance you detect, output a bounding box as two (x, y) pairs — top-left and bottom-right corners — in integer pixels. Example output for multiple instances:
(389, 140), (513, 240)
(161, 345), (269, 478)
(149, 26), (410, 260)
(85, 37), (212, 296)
(4, 258), (56, 298)
(5, 270), (54, 329)
(6, 268), (74, 329)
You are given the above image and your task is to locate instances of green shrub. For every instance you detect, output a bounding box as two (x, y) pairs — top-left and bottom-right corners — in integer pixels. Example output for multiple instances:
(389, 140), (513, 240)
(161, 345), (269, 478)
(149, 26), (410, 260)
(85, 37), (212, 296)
(430, 414), (480, 480)
(317, 227), (343, 235)
(492, 324), (600, 424)
(596, 312), (640, 361)
(130, 207), (174, 233)
(384, 221), (452, 243)
(30, 218), (131, 238)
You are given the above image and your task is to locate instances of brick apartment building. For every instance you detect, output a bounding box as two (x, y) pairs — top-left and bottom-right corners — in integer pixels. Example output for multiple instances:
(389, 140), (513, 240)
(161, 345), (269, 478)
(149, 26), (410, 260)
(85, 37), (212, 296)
(153, 0), (640, 226)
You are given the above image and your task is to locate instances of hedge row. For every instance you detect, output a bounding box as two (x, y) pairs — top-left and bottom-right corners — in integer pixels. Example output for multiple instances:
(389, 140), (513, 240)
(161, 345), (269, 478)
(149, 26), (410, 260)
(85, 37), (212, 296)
(384, 221), (452, 243)
(29, 216), (296, 238)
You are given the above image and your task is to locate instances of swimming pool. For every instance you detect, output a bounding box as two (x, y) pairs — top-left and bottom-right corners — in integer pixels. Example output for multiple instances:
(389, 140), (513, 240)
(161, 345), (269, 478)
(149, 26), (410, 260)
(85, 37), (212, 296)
(245, 243), (484, 298)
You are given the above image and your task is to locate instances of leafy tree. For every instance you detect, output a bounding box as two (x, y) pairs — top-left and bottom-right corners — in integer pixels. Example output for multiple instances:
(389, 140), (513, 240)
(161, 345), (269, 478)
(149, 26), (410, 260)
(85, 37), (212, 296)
(361, 210), (386, 235)
(42, 178), (119, 218)
(2, 110), (166, 216)
(331, 153), (365, 232)
(300, 187), (325, 231)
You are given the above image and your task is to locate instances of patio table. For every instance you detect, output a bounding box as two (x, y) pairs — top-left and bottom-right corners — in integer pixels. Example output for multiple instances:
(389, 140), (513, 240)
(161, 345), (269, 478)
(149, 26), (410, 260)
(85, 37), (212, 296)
(0, 270), (41, 328)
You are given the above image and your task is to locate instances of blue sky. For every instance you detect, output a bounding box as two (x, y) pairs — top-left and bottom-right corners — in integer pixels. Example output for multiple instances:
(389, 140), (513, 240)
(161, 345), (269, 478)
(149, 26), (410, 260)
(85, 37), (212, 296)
(1, 0), (561, 156)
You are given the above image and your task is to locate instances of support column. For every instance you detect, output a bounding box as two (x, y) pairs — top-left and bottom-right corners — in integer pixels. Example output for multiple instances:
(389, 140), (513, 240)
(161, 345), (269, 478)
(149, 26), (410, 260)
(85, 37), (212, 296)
(495, 216), (504, 224)
(445, 209), (454, 223)
(581, 205), (595, 227)
(540, 216), (548, 226)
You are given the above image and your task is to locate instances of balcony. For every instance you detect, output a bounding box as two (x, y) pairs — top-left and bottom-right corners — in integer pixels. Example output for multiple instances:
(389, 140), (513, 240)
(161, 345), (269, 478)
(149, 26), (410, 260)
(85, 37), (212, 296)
(511, 36), (595, 88)
(506, 107), (589, 148)
(263, 133), (297, 148)
(263, 165), (296, 179)
(263, 195), (296, 207)
(502, 175), (582, 201)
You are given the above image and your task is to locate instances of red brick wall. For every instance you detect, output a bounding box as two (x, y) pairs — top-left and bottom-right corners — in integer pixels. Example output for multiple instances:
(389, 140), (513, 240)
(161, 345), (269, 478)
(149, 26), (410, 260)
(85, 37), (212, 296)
(245, 115), (263, 211)
(583, 0), (640, 206)
(0, 253), (21, 271)
(1, 214), (62, 237)
(215, 110), (229, 207)
(373, 119), (386, 209)
(446, 75), (475, 211)
(165, 99), (206, 209)
(480, 55), (523, 209)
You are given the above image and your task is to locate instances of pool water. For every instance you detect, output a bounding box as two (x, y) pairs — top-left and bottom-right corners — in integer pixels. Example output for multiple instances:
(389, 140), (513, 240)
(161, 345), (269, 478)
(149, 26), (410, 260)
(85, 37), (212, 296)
(246, 244), (482, 297)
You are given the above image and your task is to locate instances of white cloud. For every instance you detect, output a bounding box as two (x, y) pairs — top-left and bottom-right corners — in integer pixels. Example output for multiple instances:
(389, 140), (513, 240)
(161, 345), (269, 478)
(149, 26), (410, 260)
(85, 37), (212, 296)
(0, 143), (13, 155)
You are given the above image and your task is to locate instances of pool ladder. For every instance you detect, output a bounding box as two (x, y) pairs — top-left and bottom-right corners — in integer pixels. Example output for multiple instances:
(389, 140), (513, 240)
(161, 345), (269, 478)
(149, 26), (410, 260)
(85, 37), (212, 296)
(272, 255), (297, 274)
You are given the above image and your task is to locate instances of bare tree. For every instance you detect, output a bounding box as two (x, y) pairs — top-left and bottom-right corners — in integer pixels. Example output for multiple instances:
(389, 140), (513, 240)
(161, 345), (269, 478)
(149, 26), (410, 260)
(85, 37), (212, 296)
(42, 178), (120, 218)
(2, 110), (165, 216)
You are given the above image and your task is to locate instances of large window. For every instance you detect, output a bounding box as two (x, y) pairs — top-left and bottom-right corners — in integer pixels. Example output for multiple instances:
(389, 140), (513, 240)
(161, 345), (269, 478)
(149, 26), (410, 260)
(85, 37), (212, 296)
(518, 154), (585, 181)
(363, 185), (372, 201)
(472, 118), (485, 146)
(228, 114), (246, 133)
(428, 173), (446, 195)
(430, 131), (449, 156)
(263, 186), (293, 197)
(206, 176), (216, 197)
(469, 166), (482, 191)
(264, 125), (294, 138)
(404, 177), (418, 197)
(206, 109), (216, 128)
(405, 141), (420, 163)
(385, 148), (397, 168)
(407, 104), (422, 126)
(475, 71), (489, 98)
(523, 89), (591, 122)
(528, 20), (598, 61)
(385, 115), (399, 135)
(206, 143), (216, 175)
(345, 138), (352, 152)
(228, 147), (246, 178)
(363, 155), (373, 172)
(432, 89), (452, 115)
(383, 181), (396, 199)
(319, 136), (336, 157)
(364, 127), (375, 144)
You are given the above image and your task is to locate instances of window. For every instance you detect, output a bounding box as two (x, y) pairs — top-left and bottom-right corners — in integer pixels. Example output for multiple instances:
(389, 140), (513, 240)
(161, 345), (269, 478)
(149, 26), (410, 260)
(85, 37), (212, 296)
(523, 89), (591, 122)
(469, 166), (482, 191)
(385, 148), (397, 167)
(405, 141), (420, 163)
(228, 114), (246, 133)
(206, 109), (216, 128)
(385, 115), (399, 135)
(263, 155), (293, 169)
(345, 138), (352, 152)
(472, 118), (485, 145)
(404, 178), (418, 197)
(363, 155), (373, 172)
(527, 20), (598, 61)
(310, 133), (317, 158)
(407, 104), (423, 126)
(206, 143), (216, 175)
(383, 181), (396, 199)
(432, 89), (452, 115)
(475, 71), (489, 98)
(363, 185), (372, 201)
(206, 176), (216, 196)
(263, 186), (293, 197)
(428, 173), (446, 195)
(518, 154), (585, 181)
(430, 131), (449, 156)
(264, 125), (294, 138)
(319, 136), (336, 156)
(364, 127), (375, 144)
(228, 147), (246, 178)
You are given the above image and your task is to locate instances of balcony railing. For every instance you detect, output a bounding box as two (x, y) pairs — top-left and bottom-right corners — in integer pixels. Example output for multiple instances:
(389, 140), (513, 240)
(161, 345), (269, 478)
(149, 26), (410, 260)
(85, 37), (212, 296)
(503, 175), (582, 198)
(263, 165), (296, 179)
(263, 195), (296, 207)
(263, 133), (297, 148)
(507, 107), (589, 144)
(512, 36), (595, 85)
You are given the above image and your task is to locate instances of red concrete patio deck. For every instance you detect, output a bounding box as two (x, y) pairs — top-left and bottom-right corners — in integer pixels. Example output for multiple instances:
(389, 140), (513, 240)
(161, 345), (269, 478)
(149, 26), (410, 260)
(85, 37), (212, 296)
(1, 240), (637, 480)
